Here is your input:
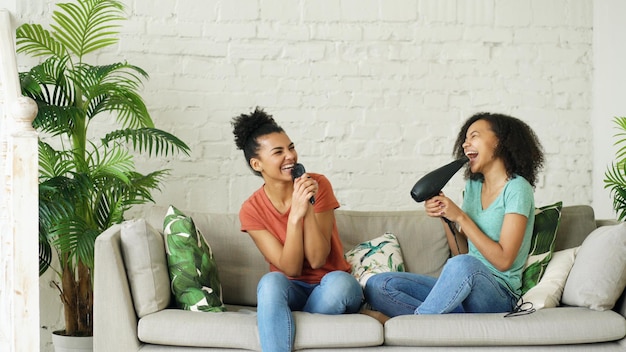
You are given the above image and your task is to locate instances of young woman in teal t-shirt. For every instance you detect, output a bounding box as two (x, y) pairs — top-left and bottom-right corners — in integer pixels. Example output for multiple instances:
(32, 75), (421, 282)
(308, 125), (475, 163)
(364, 112), (544, 319)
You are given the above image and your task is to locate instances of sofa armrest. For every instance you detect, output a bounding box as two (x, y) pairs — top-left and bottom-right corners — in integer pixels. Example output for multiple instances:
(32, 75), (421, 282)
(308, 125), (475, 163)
(94, 224), (142, 352)
(597, 219), (620, 228)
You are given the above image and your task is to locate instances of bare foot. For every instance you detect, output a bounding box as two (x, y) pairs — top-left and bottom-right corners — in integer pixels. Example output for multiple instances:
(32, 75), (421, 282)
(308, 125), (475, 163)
(360, 308), (390, 325)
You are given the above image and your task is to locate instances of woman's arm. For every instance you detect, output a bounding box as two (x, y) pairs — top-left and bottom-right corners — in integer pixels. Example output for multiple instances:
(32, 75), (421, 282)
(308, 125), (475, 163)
(425, 195), (469, 255)
(455, 212), (527, 270)
(247, 226), (305, 277)
(302, 207), (333, 268)
(246, 206), (333, 276)
(440, 218), (469, 256)
(426, 194), (527, 271)
(294, 173), (332, 268)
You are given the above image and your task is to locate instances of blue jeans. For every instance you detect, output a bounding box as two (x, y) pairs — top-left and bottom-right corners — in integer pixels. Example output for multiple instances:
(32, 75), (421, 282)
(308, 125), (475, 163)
(364, 255), (515, 316)
(256, 270), (363, 352)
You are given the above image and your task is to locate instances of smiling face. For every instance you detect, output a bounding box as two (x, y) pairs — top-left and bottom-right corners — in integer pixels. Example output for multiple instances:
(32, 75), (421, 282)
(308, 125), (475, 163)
(463, 119), (500, 175)
(249, 131), (298, 181)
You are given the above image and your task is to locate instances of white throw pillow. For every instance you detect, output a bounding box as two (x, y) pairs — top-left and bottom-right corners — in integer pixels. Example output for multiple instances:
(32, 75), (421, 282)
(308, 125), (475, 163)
(519, 246), (579, 310)
(120, 218), (171, 318)
(561, 223), (626, 311)
(344, 232), (405, 287)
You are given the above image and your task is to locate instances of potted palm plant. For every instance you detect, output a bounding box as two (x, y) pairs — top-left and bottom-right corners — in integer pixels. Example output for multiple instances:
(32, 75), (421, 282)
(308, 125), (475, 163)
(605, 116), (626, 221)
(16, 0), (190, 346)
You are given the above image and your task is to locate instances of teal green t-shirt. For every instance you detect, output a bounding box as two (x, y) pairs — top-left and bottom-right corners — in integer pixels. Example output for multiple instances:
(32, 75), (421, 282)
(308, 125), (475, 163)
(462, 175), (535, 295)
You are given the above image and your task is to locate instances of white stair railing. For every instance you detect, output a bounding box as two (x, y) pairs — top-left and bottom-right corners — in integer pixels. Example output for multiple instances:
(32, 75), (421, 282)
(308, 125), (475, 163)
(0, 8), (40, 352)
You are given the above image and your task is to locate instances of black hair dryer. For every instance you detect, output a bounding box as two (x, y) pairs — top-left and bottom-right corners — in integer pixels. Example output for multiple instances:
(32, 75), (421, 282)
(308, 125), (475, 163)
(410, 157), (469, 203)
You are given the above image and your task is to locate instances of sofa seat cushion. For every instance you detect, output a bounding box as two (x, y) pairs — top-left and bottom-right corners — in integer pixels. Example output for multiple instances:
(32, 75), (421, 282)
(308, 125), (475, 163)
(293, 311), (384, 349)
(138, 307), (384, 350)
(138, 307), (259, 350)
(384, 307), (626, 346)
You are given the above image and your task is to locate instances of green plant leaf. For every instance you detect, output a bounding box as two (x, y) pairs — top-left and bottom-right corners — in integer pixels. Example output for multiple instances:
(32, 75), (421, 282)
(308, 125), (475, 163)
(605, 116), (626, 221)
(16, 23), (66, 58)
(103, 127), (191, 157)
(51, 0), (125, 60)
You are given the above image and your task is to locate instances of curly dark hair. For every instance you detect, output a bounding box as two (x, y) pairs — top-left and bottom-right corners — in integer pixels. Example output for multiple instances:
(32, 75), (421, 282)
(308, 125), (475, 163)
(231, 107), (284, 177)
(452, 112), (544, 187)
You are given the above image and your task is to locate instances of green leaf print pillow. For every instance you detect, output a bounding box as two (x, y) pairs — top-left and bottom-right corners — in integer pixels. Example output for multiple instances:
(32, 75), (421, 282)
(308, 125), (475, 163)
(163, 205), (226, 312)
(520, 201), (563, 295)
(345, 232), (406, 288)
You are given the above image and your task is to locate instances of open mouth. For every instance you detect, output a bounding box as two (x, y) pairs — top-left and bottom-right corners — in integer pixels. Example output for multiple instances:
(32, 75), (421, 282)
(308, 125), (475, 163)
(465, 151), (478, 162)
(281, 164), (295, 172)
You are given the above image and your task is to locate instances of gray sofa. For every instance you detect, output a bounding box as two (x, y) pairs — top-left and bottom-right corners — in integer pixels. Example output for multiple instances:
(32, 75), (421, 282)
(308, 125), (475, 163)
(94, 204), (626, 351)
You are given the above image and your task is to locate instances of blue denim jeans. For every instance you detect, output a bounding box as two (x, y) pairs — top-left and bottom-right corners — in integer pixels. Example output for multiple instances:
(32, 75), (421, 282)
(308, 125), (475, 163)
(256, 270), (363, 352)
(364, 255), (515, 316)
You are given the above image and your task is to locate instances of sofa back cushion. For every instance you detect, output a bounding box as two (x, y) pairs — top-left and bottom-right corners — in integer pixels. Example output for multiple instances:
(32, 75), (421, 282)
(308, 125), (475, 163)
(335, 210), (449, 277)
(129, 204), (599, 309)
(143, 206), (267, 307)
(553, 205), (598, 251)
(120, 218), (171, 317)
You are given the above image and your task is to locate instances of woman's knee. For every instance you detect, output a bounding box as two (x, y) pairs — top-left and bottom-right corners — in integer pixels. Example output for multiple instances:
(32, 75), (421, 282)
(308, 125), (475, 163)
(322, 271), (361, 296)
(257, 272), (290, 297)
(444, 255), (484, 277)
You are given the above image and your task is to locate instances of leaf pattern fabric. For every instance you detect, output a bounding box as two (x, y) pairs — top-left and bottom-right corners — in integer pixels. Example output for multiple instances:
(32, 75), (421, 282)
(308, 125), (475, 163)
(520, 201), (563, 295)
(345, 232), (405, 287)
(163, 205), (226, 312)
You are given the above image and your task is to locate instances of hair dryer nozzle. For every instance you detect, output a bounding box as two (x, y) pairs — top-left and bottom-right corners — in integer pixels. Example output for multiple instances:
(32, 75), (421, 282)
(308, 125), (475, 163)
(410, 157), (469, 202)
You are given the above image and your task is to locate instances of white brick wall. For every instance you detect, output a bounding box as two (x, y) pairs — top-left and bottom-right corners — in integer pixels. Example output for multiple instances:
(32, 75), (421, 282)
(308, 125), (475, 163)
(16, 0), (603, 212)
(108, 0), (595, 213)
(12, 1), (609, 350)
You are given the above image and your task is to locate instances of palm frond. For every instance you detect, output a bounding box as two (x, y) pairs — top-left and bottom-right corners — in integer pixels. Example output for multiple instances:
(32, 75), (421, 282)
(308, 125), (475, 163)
(20, 57), (74, 105)
(20, 57), (83, 137)
(32, 105), (81, 137)
(16, 23), (66, 58)
(613, 117), (626, 162)
(92, 170), (167, 229)
(85, 142), (134, 183)
(48, 218), (90, 265)
(72, 62), (152, 128)
(76, 228), (99, 269)
(103, 128), (191, 157)
(605, 162), (626, 221)
(39, 231), (53, 276)
(605, 117), (626, 220)
(38, 141), (76, 179)
(51, 0), (125, 60)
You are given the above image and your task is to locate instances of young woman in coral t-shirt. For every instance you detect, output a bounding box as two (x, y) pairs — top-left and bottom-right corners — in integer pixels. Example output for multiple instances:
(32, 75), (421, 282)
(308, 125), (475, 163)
(231, 107), (362, 352)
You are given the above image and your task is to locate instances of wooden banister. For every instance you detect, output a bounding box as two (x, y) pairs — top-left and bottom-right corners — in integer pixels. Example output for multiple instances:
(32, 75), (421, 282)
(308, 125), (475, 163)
(0, 8), (40, 352)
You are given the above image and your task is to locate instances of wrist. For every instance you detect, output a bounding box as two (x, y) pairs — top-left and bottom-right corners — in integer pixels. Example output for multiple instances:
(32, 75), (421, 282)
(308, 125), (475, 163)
(288, 214), (304, 227)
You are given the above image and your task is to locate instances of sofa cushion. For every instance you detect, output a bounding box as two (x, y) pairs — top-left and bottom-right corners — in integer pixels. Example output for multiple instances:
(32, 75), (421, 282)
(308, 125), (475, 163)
(138, 308), (259, 350)
(293, 311), (384, 349)
(553, 205), (597, 251)
(562, 222), (626, 311)
(520, 246), (579, 310)
(384, 307), (626, 346)
(119, 218), (171, 318)
(137, 307), (384, 350)
(163, 205), (225, 312)
(521, 201), (563, 295)
(344, 232), (405, 287)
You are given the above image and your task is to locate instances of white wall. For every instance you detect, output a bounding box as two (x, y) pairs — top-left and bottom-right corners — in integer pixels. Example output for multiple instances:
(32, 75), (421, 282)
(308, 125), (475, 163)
(17, 0), (598, 215)
(10, 1), (607, 351)
(592, 0), (626, 219)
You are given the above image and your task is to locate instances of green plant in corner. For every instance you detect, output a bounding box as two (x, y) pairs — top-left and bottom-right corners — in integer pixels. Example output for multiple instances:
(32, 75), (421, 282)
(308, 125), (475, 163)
(16, 0), (190, 338)
(605, 116), (626, 221)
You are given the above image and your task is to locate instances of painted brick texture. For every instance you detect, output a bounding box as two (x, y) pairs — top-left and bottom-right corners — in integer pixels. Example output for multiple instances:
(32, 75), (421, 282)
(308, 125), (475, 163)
(16, 0), (593, 214)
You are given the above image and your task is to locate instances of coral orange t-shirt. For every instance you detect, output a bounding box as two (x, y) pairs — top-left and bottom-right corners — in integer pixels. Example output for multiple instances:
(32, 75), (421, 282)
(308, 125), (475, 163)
(239, 173), (351, 284)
